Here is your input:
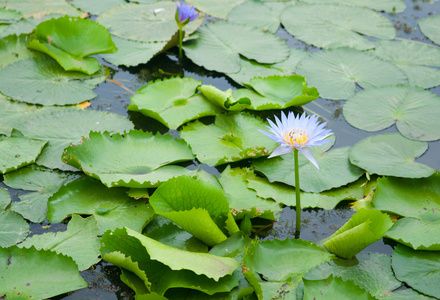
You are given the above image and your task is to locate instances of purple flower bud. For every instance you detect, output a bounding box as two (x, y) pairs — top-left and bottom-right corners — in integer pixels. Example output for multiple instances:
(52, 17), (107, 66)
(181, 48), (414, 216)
(175, 3), (199, 27)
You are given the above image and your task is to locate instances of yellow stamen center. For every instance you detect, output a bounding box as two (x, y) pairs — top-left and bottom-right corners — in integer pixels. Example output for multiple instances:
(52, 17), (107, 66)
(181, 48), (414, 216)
(284, 129), (309, 148)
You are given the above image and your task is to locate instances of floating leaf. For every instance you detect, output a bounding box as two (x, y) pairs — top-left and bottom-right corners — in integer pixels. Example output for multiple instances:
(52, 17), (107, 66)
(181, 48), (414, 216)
(180, 112), (275, 166)
(254, 137), (364, 193)
(183, 22), (289, 73)
(295, 48), (407, 100)
(0, 14), (63, 39)
(349, 133), (435, 178)
(227, 1), (281, 33)
(323, 208), (393, 258)
(371, 40), (440, 89)
(28, 16), (117, 75)
(0, 210), (29, 247)
(19, 215), (100, 270)
(70, 0), (125, 15)
(0, 7), (22, 24)
(343, 86), (440, 141)
(0, 34), (43, 68)
(186, 0), (245, 19)
(300, 0), (406, 13)
(0, 57), (99, 105)
(63, 130), (195, 188)
(0, 187), (10, 209)
(47, 176), (154, 235)
(0, 246), (87, 299)
(97, 2), (203, 43)
(0, 136), (47, 174)
(128, 77), (221, 129)
(149, 175), (239, 246)
(1, 106), (134, 171)
(419, 14), (440, 46)
(372, 174), (440, 218)
(392, 244), (440, 299)
(1, 0), (84, 18)
(281, 4), (395, 50)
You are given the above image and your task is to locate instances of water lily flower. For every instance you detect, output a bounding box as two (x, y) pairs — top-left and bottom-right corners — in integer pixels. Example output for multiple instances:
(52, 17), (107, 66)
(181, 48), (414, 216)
(258, 111), (332, 169)
(175, 3), (199, 29)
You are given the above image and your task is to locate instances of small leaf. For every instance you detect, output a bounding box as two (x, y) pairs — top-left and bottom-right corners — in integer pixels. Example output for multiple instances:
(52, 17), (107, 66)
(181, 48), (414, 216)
(419, 14), (440, 46)
(0, 210), (29, 247)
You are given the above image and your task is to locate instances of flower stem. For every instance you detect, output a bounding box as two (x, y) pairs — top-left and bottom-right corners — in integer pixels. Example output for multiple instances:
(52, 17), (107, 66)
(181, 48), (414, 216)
(294, 149), (301, 236)
(178, 27), (183, 58)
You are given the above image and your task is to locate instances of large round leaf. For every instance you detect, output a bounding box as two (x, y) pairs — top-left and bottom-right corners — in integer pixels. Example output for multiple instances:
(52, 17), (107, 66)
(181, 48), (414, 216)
(183, 22), (290, 74)
(1, 0), (84, 18)
(295, 48), (407, 100)
(70, 0), (125, 15)
(0, 210), (29, 247)
(63, 130), (195, 188)
(303, 276), (375, 300)
(343, 86), (440, 141)
(281, 4), (395, 50)
(227, 1), (281, 33)
(0, 57), (98, 105)
(27, 16), (117, 75)
(419, 14), (440, 46)
(349, 133), (435, 178)
(97, 2), (203, 43)
(180, 112), (276, 166)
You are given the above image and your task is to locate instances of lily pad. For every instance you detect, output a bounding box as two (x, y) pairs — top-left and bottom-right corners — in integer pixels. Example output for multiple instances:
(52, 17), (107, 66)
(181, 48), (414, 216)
(180, 112), (276, 166)
(186, 0), (245, 19)
(349, 133), (435, 178)
(47, 176), (154, 235)
(0, 136), (47, 174)
(127, 77), (221, 129)
(63, 130), (195, 188)
(183, 22), (290, 73)
(1, 106), (134, 171)
(343, 86), (440, 141)
(97, 2), (203, 43)
(253, 136), (364, 193)
(323, 208), (393, 259)
(19, 215), (100, 270)
(0, 188), (10, 209)
(0, 14), (63, 39)
(28, 16), (117, 75)
(372, 174), (440, 218)
(392, 244), (440, 299)
(149, 175), (239, 246)
(0, 34), (43, 68)
(371, 40), (440, 89)
(0, 7), (22, 24)
(300, 0), (406, 13)
(419, 14), (440, 46)
(0, 246), (87, 299)
(295, 48), (407, 100)
(70, 0), (125, 15)
(280, 4), (395, 50)
(1, 0), (85, 18)
(0, 210), (29, 247)
(227, 1), (281, 33)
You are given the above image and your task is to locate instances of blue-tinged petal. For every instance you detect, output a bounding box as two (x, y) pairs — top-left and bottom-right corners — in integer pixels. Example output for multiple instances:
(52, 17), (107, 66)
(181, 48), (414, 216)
(257, 129), (279, 143)
(268, 145), (293, 158)
(300, 148), (320, 169)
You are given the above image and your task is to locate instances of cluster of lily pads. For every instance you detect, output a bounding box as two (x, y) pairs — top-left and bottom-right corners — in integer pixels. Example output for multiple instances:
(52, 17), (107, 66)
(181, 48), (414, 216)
(1, 0), (440, 299)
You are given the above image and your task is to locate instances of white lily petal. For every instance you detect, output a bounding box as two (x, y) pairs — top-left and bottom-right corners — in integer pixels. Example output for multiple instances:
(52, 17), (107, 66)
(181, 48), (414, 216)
(300, 148), (320, 169)
(268, 145), (293, 158)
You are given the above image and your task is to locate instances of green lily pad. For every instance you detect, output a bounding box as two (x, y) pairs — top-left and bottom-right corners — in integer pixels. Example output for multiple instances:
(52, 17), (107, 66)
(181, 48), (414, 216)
(19, 215), (100, 271)
(127, 77), (221, 129)
(3, 165), (82, 223)
(385, 212), (440, 251)
(349, 133), (435, 178)
(1, 106), (134, 171)
(0, 188), (10, 209)
(300, 0), (406, 13)
(0, 210), (29, 247)
(149, 175), (239, 246)
(323, 208), (393, 258)
(97, 2), (203, 43)
(180, 112), (276, 166)
(295, 48), (407, 100)
(281, 4), (395, 50)
(0, 34), (43, 68)
(28, 16), (117, 75)
(63, 130), (195, 188)
(219, 166), (282, 220)
(1, 0), (85, 18)
(70, 0), (125, 15)
(101, 227), (240, 295)
(47, 176), (154, 235)
(303, 275), (375, 300)
(0, 7), (22, 24)
(371, 40), (440, 89)
(343, 86), (440, 141)
(183, 22), (289, 73)
(227, 1), (281, 33)
(392, 244), (440, 299)
(419, 14), (440, 46)
(186, 0), (245, 19)
(0, 57), (100, 105)
(254, 137), (364, 193)
(0, 136), (47, 174)
(372, 174), (440, 218)
(0, 246), (87, 299)
(0, 14), (63, 39)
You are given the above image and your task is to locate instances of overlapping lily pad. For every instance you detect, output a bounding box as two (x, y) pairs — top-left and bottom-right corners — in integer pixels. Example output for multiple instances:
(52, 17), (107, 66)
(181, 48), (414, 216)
(303, 276), (375, 300)
(0, 34), (43, 68)
(300, 0), (406, 13)
(180, 112), (276, 166)
(227, 1), (281, 33)
(183, 22), (289, 73)
(281, 4), (395, 50)
(349, 133), (435, 178)
(0, 210), (29, 247)
(186, 0), (245, 19)
(70, 0), (125, 15)
(28, 16), (117, 75)
(1, 0), (85, 18)
(63, 130), (195, 188)
(419, 14), (440, 46)
(0, 14), (62, 38)
(295, 48), (407, 100)
(0, 188), (10, 209)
